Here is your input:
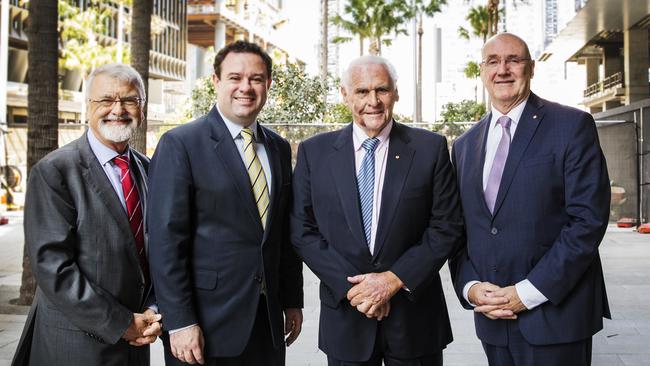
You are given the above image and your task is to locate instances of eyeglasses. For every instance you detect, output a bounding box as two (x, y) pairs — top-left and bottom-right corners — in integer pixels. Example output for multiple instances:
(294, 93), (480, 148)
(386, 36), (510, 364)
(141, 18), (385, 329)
(88, 97), (143, 109)
(480, 56), (531, 69)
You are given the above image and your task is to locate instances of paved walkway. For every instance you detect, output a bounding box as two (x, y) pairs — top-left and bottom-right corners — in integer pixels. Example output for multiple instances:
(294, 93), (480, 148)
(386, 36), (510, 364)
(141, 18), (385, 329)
(0, 211), (648, 365)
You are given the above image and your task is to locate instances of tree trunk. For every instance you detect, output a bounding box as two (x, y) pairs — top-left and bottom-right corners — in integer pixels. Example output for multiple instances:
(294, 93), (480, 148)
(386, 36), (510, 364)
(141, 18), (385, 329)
(18, 0), (59, 306)
(130, 0), (153, 154)
(359, 37), (364, 56)
(487, 0), (499, 37)
(320, 0), (328, 84)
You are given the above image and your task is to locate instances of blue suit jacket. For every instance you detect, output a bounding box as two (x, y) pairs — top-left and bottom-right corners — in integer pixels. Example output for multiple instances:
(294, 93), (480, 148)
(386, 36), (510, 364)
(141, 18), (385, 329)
(450, 93), (611, 346)
(291, 122), (464, 361)
(147, 107), (303, 358)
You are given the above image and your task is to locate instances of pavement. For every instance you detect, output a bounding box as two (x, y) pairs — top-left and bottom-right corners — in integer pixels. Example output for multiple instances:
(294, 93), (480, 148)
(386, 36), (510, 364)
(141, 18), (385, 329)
(0, 211), (649, 365)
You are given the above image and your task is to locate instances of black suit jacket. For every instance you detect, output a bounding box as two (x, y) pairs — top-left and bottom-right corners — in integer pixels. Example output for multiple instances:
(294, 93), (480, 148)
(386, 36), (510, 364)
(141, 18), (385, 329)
(13, 132), (151, 366)
(147, 106), (303, 358)
(291, 122), (464, 361)
(450, 93), (611, 346)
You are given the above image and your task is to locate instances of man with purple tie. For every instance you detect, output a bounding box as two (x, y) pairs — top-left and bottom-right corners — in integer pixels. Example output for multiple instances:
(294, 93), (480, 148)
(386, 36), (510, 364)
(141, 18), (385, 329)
(450, 33), (611, 366)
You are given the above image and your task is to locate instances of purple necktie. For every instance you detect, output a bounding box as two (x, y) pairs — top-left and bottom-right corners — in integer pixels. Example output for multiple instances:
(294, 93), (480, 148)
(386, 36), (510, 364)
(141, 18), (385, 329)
(484, 116), (512, 213)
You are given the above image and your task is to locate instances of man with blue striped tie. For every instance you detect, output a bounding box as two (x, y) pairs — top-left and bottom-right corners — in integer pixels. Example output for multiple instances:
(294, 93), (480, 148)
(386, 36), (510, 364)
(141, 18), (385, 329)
(291, 55), (464, 366)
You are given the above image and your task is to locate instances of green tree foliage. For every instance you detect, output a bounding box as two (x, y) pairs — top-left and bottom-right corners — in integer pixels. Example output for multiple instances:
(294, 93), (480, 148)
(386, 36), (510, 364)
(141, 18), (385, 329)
(324, 103), (353, 123)
(259, 63), (328, 123)
(440, 99), (486, 122)
(433, 99), (486, 143)
(59, 1), (128, 73)
(183, 63), (339, 123)
(331, 0), (414, 55)
(458, 5), (489, 43)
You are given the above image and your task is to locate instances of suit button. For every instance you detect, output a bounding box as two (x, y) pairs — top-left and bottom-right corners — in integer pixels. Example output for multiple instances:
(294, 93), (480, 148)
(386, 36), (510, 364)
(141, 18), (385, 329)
(254, 274), (262, 283)
(372, 262), (381, 268)
(491, 227), (498, 235)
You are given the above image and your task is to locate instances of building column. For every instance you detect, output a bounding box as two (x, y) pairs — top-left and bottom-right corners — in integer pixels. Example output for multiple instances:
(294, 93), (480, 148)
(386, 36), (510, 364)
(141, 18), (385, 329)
(215, 20), (226, 52)
(585, 57), (600, 87)
(624, 28), (650, 104)
(602, 44), (622, 78)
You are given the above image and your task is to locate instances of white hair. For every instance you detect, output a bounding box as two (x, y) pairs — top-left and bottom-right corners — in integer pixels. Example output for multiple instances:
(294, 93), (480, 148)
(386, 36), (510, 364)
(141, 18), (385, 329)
(340, 55), (399, 90)
(85, 63), (146, 101)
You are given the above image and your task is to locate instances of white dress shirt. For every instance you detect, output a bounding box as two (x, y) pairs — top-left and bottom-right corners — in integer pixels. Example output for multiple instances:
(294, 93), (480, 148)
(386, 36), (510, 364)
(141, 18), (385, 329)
(462, 99), (549, 310)
(352, 121), (392, 254)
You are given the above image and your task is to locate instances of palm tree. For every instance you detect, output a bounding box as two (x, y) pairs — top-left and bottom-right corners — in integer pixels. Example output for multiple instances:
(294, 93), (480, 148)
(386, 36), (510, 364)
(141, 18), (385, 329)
(458, 5), (489, 43)
(17, 0), (59, 305)
(129, 0), (153, 153)
(458, 4), (490, 105)
(331, 0), (414, 56)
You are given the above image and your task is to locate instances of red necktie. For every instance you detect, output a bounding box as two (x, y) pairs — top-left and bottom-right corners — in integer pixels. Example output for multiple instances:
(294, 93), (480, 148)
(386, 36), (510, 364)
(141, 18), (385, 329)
(113, 155), (149, 284)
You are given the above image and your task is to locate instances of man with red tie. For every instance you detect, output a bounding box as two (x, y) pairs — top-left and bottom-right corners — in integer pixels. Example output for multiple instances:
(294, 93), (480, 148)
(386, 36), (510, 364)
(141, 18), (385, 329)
(13, 63), (161, 366)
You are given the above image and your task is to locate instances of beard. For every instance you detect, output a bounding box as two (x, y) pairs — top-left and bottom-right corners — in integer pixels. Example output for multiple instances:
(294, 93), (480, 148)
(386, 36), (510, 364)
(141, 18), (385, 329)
(97, 118), (138, 143)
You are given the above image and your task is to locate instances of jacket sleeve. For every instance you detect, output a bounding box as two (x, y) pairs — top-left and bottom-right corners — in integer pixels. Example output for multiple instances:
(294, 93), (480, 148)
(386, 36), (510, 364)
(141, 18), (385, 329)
(290, 142), (362, 304)
(526, 113), (610, 304)
(25, 162), (132, 344)
(277, 141), (304, 309)
(146, 133), (199, 331)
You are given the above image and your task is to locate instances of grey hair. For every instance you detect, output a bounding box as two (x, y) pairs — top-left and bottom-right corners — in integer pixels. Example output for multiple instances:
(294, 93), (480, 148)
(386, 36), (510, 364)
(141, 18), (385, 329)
(340, 55), (399, 90)
(85, 63), (146, 101)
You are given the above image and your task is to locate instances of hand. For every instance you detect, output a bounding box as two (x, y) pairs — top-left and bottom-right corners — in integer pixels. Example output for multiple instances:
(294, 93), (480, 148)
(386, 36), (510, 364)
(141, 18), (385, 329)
(363, 300), (390, 321)
(128, 309), (163, 346)
(468, 282), (516, 320)
(346, 271), (403, 313)
(122, 311), (162, 345)
(170, 325), (205, 365)
(284, 308), (303, 346)
(483, 285), (527, 314)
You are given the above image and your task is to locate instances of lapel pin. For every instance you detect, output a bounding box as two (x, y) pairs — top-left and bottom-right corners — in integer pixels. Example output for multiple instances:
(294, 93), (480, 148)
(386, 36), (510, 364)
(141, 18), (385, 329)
(395, 155), (400, 160)
(533, 115), (538, 119)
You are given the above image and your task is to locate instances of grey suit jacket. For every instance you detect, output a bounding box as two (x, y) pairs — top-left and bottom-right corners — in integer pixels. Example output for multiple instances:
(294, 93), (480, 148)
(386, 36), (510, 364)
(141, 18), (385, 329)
(12, 132), (151, 366)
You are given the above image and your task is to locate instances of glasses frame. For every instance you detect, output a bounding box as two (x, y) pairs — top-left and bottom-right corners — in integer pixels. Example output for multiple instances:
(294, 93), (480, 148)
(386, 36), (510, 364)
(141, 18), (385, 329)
(480, 56), (532, 69)
(88, 96), (144, 109)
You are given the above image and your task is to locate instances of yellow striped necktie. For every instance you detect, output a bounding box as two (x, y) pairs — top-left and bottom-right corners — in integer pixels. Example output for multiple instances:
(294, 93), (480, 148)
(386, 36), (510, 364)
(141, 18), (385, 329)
(241, 127), (270, 229)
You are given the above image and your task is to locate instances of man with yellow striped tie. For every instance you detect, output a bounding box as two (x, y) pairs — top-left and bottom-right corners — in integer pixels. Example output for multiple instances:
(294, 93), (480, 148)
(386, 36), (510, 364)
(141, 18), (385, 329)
(147, 41), (304, 366)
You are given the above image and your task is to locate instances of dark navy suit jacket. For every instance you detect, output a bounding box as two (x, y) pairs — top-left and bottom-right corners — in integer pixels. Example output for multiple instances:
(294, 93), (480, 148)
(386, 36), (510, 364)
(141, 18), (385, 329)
(291, 122), (464, 361)
(147, 107), (303, 358)
(450, 93), (611, 346)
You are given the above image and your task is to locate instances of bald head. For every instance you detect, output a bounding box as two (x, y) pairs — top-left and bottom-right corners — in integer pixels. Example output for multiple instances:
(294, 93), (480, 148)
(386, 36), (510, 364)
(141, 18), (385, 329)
(482, 32), (531, 61)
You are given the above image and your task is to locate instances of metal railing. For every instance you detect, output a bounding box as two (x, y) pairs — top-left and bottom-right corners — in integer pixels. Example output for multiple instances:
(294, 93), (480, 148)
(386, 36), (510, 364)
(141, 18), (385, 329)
(584, 72), (624, 98)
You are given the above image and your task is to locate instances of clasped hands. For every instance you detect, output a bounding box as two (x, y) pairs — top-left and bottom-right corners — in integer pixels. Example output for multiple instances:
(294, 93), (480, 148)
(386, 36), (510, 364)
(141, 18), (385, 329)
(467, 282), (527, 320)
(346, 271), (403, 320)
(122, 309), (163, 346)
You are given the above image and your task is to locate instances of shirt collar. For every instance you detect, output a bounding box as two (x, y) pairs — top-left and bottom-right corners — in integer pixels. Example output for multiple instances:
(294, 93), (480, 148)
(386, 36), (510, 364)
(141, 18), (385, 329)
(216, 103), (259, 141)
(87, 128), (127, 166)
(489, 97), (528, 130)
(352, 119), (393, 152)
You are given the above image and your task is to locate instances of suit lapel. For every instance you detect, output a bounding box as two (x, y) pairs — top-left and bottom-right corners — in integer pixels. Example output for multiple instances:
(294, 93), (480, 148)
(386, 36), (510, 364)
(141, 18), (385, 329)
(373, 123), (414, 258)
(492, 94), (544, 216)
(474, 113), (493, 216)
(78, 133), (144, 282)
(258, 124), (282, 244)
(331, 125), (368, 249)
(208, 108), (264, 235)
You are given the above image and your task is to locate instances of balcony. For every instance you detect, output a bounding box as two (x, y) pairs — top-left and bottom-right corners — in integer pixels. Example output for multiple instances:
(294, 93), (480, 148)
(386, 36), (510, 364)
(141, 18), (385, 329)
(582, 72), (626, 107)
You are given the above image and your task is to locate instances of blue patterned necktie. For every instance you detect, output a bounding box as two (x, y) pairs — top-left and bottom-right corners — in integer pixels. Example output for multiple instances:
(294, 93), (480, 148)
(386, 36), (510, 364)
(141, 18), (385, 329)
(357, 137), (380, 247)
(484, 116), (512, 213)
